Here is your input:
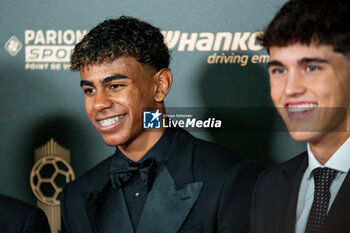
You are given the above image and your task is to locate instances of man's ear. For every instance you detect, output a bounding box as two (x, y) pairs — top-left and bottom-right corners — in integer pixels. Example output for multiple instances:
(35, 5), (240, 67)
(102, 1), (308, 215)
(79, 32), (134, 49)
(153, 68), (173, 102)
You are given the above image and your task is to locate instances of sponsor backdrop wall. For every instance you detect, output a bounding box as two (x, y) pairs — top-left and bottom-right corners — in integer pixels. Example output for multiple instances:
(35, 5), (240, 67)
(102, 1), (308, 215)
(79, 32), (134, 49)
(1, 0), (305, 230)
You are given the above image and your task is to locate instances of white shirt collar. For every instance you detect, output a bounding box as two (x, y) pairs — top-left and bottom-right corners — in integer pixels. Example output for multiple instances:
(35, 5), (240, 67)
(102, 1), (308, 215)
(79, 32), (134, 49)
(306, 137), (350, 179)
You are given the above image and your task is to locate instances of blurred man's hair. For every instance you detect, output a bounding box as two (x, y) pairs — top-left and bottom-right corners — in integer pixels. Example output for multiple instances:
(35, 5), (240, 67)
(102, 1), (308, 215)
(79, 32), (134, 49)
(258, 0), (350, 55)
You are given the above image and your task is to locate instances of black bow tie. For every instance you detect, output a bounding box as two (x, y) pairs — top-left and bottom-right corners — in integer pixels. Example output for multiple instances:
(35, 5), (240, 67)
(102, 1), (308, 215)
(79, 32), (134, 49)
(109, 157), (156, 190)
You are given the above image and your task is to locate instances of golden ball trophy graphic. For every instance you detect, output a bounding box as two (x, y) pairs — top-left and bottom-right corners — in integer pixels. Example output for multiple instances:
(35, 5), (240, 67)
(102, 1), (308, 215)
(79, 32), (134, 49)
(30, 139), (75, 233)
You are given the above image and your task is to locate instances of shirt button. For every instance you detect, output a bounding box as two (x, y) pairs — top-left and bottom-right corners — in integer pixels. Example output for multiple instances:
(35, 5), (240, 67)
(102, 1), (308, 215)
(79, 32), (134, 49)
(135, 192), (140, 198)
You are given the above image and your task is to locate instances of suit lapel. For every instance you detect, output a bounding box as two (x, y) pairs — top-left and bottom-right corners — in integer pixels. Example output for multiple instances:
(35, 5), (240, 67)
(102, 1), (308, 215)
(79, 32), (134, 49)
(137, 128), (203, 233)
(82, 154), (134, 233)
(281, 152), (308, 233)
(82, 128), (202, 233)
(137, 166), (203, 233)
(321, 170), (350, 233)
(281, 153), (350, 233)
(83, 184), (134, 233)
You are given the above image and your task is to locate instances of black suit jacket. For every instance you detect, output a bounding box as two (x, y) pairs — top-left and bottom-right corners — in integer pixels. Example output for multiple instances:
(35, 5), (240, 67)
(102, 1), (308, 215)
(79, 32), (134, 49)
(0, 194), (51, 233)
(251, 151), (350, 233)
(61, 128), (262, 233)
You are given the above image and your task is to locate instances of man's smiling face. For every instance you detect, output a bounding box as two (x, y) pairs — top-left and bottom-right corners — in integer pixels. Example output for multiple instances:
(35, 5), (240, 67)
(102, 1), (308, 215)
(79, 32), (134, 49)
(80, 56), (158, 146)
(268, 43), (350, 143)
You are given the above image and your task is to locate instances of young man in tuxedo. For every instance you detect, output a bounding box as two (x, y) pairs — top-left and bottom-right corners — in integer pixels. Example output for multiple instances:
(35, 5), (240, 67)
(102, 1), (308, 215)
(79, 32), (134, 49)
(60, 16), (262, 233)
(251, 0), (350, 233)
(0, 193), (51, 232)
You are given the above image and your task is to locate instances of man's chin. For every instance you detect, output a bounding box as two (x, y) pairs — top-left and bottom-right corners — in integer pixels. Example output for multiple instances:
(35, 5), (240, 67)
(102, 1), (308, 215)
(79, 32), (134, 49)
(288, 130), (326, 143)
(288, 131), (311, 142)
(101, 135), (124, 147)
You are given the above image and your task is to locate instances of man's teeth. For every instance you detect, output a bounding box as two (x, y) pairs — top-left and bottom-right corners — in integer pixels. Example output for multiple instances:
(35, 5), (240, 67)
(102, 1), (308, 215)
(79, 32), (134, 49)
(287, 103), (317, 113)
(99, 115), (125, 126)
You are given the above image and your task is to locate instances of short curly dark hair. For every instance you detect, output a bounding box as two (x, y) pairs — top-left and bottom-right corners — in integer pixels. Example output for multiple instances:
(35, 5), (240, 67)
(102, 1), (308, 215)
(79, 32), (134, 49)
(258, 0), (350, 55)
(70, 16), (170, 71)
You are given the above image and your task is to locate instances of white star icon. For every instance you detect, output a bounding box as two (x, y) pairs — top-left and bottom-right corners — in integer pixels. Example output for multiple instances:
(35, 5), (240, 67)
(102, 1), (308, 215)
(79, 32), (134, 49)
(150, 109), (162, 122)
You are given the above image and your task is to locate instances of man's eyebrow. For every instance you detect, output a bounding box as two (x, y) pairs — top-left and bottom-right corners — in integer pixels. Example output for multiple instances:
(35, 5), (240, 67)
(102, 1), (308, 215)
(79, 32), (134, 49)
(298, 57), (329, 65)
(80, 80), (93, 87)
(101, 74), (128, 85)
(267, 60), (283, 69)
(80, 74), (128, 87)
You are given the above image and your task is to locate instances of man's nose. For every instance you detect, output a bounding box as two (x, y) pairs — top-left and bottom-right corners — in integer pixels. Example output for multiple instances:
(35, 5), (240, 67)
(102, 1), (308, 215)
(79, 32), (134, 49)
(94, 90), (112, 111)
(284, 70), (306, 97)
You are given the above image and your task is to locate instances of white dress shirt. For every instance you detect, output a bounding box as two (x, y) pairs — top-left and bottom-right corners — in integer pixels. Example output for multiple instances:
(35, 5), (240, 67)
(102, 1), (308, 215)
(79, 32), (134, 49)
(295, 137), (350, 233)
